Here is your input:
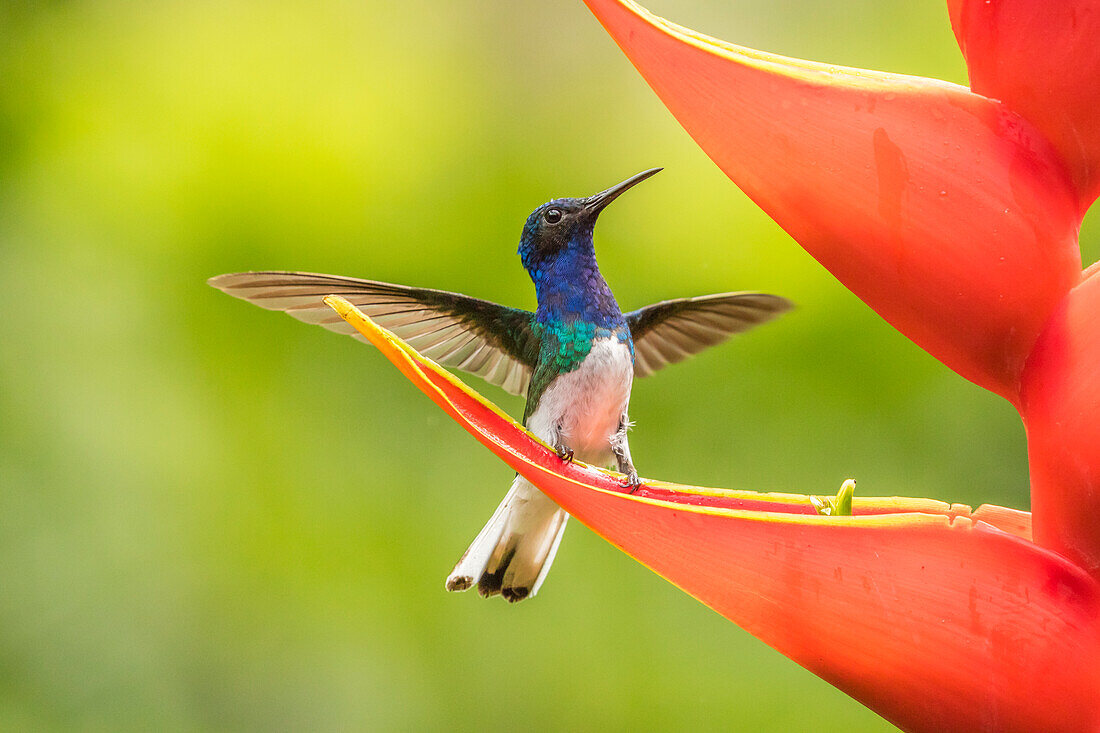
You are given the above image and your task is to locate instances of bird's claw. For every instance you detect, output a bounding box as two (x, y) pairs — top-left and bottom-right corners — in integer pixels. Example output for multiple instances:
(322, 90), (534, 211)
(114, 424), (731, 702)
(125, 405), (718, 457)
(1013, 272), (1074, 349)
(620, 472), (642, 494)
(555, 444), (574, 463)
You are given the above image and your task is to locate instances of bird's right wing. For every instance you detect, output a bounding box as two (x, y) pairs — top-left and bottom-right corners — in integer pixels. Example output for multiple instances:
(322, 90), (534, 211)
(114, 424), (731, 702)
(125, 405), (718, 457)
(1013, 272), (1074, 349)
(627, 292), (793, 377)
(209, 271), (540, 395)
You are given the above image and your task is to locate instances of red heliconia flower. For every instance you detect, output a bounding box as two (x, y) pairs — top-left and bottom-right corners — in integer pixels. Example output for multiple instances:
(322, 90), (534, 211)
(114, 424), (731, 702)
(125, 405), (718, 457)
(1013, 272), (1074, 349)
(326, 297), (1100, 733)
(577, 0), (1100, 584)
(319, 2), (1100, 730)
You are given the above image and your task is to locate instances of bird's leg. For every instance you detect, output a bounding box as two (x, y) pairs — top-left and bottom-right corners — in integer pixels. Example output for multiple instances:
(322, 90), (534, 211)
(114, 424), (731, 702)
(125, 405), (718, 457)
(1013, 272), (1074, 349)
(611, 415), (641, 493)
(553, 423), (574, 463)
(555, 443), (574, 463)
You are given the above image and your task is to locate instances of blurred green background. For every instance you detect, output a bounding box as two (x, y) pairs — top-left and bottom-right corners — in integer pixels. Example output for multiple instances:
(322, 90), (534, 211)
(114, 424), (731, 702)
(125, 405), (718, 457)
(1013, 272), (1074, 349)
(1, 0), (1096, 730)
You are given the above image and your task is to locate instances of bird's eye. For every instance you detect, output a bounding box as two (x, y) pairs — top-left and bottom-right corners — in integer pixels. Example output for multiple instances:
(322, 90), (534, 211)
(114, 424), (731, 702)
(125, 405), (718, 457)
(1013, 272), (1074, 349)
(543, 208), (562, 224)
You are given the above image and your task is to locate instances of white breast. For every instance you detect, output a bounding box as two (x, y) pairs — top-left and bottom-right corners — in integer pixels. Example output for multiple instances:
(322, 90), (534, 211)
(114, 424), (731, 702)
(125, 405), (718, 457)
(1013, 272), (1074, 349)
(527, 337), (634, 464)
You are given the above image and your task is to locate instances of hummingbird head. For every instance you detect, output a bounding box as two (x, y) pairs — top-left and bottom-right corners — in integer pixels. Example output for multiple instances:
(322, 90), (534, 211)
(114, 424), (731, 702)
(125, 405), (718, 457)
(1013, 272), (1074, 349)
(518, 168), (662, 278)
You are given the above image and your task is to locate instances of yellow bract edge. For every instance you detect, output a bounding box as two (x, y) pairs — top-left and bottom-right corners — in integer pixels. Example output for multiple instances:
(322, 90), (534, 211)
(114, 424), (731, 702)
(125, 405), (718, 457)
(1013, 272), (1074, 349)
(322, 296), (997, 532)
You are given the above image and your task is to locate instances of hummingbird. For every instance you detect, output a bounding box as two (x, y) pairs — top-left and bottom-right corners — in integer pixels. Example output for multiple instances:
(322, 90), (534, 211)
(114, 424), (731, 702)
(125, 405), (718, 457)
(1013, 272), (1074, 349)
(209, 168), (791, 602)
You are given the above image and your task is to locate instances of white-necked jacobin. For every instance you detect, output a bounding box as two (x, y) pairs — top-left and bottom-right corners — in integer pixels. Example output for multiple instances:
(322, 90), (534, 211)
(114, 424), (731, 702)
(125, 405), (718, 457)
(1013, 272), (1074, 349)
(209, 168), (792, 602)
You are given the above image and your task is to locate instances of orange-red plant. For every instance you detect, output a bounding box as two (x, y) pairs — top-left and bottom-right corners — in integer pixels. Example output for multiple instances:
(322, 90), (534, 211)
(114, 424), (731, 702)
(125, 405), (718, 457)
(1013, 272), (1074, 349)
(322, 2), (1100, 729)
(326, 297), (1099, 732)
(579, 0), (1100, 580)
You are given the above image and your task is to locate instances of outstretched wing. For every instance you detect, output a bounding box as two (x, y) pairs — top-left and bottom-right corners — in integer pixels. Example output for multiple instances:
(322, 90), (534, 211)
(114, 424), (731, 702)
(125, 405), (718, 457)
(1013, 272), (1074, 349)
(209, 271), (540, 395)
(627, 292), (792, 377)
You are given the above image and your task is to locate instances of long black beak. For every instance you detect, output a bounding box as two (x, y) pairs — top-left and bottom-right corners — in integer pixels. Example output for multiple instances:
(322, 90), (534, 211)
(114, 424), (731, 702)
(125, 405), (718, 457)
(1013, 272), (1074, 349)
(584, 168), (662, 214)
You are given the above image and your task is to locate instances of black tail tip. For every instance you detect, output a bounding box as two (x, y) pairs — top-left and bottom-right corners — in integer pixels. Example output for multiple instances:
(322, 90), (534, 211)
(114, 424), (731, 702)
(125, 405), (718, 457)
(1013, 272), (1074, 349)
(446, 576), (473, 592)
(502, 587), (530, 603)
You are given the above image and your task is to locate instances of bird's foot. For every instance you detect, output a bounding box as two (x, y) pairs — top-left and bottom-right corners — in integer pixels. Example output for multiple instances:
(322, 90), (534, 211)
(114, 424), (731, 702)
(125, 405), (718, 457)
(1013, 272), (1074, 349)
(619, 471), (642, 494)
(555, 443), (574, 463)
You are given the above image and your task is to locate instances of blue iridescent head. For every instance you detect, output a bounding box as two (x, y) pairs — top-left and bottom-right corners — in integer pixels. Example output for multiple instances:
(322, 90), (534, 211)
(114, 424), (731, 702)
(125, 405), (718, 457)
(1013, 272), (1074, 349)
(518, 168), (662, 278)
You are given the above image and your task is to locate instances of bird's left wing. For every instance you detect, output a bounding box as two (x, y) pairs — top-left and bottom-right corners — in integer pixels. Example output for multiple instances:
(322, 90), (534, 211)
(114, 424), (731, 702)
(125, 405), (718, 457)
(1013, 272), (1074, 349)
(627, 292), (792, 377)
(209, 271), (540, 395)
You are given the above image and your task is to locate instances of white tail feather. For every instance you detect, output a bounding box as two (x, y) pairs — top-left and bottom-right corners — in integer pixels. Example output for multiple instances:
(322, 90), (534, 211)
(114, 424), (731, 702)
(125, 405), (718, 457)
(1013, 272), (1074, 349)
(445, 483), (516, 592)
(530, 514), (567, 597)
(445, 476), (568, 602)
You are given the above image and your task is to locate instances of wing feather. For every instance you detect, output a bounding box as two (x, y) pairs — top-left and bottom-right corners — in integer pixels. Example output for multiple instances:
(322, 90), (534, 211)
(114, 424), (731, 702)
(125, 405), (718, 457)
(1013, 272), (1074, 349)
(627, 292), (792, 378)
(209, 271), (540, 395)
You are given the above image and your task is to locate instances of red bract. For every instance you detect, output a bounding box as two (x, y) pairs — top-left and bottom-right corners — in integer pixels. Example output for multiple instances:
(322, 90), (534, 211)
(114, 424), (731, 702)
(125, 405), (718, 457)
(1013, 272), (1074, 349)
(325, 298), (1100, 733)
(948, 0), (1100, 206)
(1022, 274), (1100, 574)
(579, 0), (1100, 589)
